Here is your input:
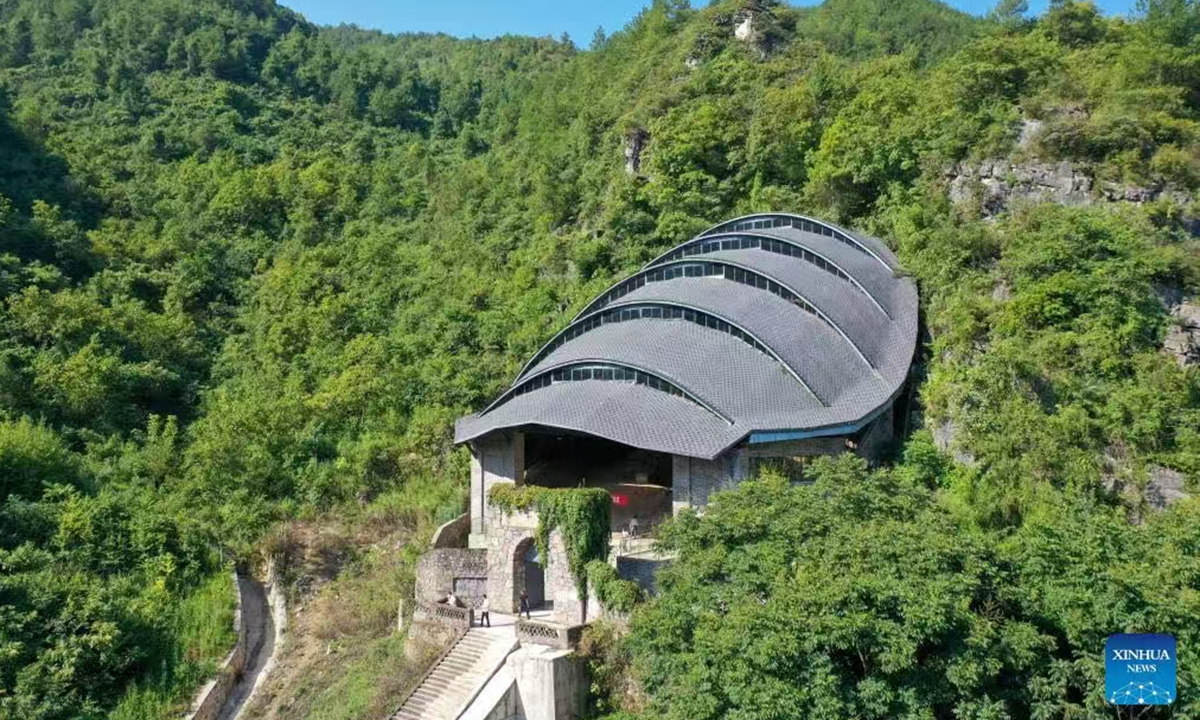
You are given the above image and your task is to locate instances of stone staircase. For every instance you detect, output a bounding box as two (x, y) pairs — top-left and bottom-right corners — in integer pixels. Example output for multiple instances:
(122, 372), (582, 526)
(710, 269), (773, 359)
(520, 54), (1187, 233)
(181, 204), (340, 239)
(392, 627), (516, 720)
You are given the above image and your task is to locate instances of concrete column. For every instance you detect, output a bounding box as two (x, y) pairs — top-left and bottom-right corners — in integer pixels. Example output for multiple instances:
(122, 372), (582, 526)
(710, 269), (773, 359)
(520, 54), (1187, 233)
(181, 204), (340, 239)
(513, 430), (525, 485)
(470, 446), (485, 539)
(510, 646), (588, 720)
(473, 431), (527, 544)
(671, 455), (692, 515)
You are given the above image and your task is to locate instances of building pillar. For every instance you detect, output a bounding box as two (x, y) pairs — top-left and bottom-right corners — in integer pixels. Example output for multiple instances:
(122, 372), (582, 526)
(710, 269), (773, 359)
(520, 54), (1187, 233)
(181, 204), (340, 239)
(671, 455), (692, 515)
(470, 431), (525, 548)
(469, 445), (484, 542)
(510, 646), (589, 720)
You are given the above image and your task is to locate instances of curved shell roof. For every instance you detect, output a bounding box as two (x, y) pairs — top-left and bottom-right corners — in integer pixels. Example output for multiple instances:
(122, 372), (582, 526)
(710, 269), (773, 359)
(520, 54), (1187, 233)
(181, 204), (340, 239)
(455, 213), (919, 459)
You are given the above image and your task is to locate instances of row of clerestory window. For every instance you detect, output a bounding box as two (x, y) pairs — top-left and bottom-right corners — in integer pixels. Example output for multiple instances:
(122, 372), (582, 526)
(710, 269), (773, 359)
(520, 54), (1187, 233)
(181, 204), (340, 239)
(704, 215), (870, 256)
(656, 234), (853, 282)
(522, 302), (775, 375)
(585, 261), (828, 328)
(500, 362), (701, 409)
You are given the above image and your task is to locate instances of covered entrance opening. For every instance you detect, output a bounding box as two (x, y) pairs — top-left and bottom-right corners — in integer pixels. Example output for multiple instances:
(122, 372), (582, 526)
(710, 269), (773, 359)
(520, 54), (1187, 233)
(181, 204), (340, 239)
(513, 537), (546, 611)
(522, 428), (673, 538)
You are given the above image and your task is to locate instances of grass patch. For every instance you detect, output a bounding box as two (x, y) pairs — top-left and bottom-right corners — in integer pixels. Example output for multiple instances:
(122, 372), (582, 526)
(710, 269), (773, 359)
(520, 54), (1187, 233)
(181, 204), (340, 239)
(244, 478), (465, 719)
(109, 571), (238, 720)
(298, 633), (432, 720)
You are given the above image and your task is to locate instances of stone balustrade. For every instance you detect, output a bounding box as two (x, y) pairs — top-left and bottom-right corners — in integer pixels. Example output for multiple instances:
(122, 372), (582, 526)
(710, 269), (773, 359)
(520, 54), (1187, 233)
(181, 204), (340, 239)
(415, 600), (474, 629)
(515, 618), (587, 649)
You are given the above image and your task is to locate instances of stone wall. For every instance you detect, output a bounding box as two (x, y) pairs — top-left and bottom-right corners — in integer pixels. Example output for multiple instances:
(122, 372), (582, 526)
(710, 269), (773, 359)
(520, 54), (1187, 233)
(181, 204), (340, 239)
(431, 512), (471, 549)
(673, 435), (853, 513)
(483, 515), (579, 623)
(542, 532), (584, 624)
(615, 554), (672, 596)
(416, 548), (488, 605)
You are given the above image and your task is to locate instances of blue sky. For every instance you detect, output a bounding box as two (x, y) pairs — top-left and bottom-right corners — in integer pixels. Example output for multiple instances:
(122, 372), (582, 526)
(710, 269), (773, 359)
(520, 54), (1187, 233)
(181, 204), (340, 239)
(281, 0), (1143, 44)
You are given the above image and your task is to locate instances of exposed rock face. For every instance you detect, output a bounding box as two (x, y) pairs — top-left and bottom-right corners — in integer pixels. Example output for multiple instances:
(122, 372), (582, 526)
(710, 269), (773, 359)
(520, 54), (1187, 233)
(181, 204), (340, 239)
(1164, 299), (1200, 367)
(931, 418), (976, 467)
(947, 158), (1197, 225)
(947, 160), (1092, 214)
(1145, 466), (1190, 510)
(729, 4), (778, 59)
(1098, 181), (1195, 209)
(734, 12), (755, 41)
(1016, 118), (1043, 151)
(624, 128), (648, 176)
(1157, 284), (1200, 366)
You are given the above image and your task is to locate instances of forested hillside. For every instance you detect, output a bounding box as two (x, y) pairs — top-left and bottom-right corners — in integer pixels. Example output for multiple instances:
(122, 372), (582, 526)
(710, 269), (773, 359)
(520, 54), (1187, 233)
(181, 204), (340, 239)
(0, 0), (1197, 718)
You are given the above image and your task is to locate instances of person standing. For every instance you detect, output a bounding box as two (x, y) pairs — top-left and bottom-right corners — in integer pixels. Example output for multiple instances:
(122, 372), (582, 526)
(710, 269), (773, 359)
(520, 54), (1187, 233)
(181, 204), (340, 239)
(479, 594), (490, 627)
(519, 590), (531, 620)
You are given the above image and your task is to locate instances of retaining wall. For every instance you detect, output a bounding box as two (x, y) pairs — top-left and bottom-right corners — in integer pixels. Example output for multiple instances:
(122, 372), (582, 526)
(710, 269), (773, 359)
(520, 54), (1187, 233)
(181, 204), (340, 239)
(416, 548), (489, 605)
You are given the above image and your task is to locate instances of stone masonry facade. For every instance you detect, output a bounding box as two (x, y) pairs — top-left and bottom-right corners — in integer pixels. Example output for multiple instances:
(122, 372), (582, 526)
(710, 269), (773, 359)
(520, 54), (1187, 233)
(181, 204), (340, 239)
(483, 511), (582, 624)
(415, 548), (488, 605)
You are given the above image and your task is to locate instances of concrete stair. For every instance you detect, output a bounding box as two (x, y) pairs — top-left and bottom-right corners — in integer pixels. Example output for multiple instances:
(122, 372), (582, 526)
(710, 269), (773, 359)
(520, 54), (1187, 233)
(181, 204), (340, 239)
(393, 627), (516, 720)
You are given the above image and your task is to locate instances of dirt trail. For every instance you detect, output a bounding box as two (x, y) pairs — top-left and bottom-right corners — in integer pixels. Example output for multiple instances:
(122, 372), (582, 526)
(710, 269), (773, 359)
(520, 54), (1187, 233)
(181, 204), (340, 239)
(217, 574), (275, 720)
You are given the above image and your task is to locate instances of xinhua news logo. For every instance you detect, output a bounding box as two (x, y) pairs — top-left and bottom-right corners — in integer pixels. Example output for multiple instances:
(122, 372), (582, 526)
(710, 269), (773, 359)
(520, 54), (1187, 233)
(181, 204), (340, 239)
(1106, 634), (1177, 706)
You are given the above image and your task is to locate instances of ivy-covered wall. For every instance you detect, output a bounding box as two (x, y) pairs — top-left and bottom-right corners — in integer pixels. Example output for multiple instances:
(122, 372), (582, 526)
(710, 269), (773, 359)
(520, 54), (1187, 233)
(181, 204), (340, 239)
(485, 484), (613, 624)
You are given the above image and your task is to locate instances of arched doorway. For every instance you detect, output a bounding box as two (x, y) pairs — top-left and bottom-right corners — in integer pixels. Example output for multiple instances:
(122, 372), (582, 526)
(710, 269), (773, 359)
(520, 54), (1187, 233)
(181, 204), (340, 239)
(512, 537), (545, 611)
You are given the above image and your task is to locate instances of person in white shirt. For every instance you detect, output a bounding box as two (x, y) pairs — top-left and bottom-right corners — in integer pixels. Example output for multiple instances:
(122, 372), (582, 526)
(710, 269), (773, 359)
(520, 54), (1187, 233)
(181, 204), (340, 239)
(478, 594), (490, 627)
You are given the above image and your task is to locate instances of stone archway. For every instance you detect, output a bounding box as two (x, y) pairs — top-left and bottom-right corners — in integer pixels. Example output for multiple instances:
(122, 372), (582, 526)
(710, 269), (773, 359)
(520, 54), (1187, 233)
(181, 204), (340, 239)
(512, 537), (545, 612)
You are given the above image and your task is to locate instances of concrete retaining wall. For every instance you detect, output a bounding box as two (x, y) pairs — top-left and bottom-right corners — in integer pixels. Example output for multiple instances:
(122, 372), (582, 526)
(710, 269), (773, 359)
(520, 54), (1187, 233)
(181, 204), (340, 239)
(476, 672), (524, 720)
(228, 558), (288, 720)
(509, 646), (589, 720)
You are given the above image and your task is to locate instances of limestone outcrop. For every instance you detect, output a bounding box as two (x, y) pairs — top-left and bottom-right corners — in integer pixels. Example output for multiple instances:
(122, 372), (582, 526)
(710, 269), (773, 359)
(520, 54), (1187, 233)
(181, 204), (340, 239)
(1164, 299), (1200, 367)
(946, 157), (1196, 227)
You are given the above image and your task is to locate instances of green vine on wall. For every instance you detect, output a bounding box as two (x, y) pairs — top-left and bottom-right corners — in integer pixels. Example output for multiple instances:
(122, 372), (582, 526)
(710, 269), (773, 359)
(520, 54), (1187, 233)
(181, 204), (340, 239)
(488, 484), (612, 596)
(585, 560), (643, 614)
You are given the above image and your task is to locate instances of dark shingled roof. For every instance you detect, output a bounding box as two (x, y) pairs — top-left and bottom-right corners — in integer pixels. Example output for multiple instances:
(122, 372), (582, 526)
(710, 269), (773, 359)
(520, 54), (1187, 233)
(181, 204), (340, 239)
(456, 213), (919, 459)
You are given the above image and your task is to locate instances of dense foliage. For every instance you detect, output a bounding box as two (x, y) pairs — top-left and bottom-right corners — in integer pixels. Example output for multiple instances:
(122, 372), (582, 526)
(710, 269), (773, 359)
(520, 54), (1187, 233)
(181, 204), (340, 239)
(586, 560), (644, 615)
(625, 456), (1200, 719)
(0, 0), (1196, 716)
